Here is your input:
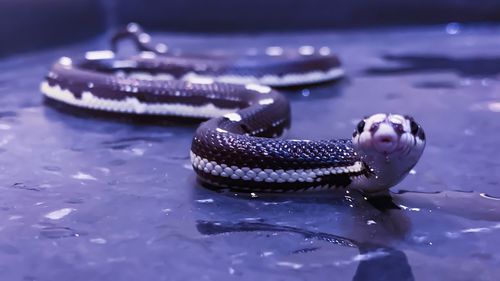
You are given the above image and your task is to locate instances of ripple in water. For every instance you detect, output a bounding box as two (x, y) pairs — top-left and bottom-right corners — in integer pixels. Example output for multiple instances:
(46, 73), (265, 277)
(39, 226), (85, 239)
(393, 190), (500, 221)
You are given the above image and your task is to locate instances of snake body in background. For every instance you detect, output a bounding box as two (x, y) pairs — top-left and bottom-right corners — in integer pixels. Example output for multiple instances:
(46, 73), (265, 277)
(40, 24), (426, 194)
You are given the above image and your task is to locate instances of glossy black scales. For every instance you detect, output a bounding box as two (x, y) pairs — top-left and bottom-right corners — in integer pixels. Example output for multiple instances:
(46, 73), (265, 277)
(41, 24), (348, 193)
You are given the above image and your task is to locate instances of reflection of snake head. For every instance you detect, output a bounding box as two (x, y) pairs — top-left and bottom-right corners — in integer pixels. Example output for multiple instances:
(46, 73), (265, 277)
(196, 220), (414, 281)
(196, 220), (357, 248)
(351, 114), (426, 193)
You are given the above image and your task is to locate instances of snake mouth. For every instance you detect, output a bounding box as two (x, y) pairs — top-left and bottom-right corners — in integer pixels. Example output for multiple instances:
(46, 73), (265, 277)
(372, 131), (399, 154)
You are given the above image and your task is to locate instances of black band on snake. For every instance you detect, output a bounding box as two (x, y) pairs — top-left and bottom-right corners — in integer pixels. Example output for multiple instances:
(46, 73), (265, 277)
(40, 23), (426, 194)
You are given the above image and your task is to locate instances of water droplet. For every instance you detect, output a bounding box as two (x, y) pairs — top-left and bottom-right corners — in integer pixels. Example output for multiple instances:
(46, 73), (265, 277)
(276, 261), (304, 269)
(265, 46), (284, 56)
(298, 45), (315, 56)
(138, 33), (151, 43)
(59, 57), (72, 67)
(196, 198), (214, 203)
(72, 172), (97, 181)
(445, 22), (461, 35)
(479, 193), (500, 200)
(156, 43), (168, 53)
(487, 102), (500, 112)
(45, 208), (74, 220)
(90, 238), (107, 244)
(319, 47), (331, 56)
(127, 22), (139, 33)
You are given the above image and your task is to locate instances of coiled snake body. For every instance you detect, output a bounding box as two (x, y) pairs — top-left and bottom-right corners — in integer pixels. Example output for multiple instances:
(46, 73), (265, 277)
(40, 24), (426, 194)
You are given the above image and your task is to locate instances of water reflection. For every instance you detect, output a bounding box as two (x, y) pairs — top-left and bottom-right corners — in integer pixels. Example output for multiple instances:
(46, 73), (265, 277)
(393, 190), (500, 221)
(365, 54), (500, 77)
(196, 218), (414, 281)
(193, 187), (500, 279)
(412, 80), (456, 89)
(0, 111), (17, 118)
(192, 188), (413, 279)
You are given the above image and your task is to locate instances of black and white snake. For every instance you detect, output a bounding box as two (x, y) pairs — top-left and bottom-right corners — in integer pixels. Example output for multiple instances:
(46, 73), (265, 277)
(40, 24), (426, 194)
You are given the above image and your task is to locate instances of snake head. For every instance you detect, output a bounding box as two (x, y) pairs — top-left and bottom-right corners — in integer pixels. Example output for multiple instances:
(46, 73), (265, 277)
(351, 113), (426, 193)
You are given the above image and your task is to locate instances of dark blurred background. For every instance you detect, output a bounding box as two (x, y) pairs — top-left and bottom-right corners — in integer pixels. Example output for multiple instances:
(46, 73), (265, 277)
(1, 0), (500, 57)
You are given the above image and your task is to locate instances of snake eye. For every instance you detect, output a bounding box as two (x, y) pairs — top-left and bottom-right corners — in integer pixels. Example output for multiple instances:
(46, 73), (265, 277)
(405, 115), (426, 140)
(404, 115), (419, 135)
(410, 119), (419, 135)
(356, 120), (366, 134)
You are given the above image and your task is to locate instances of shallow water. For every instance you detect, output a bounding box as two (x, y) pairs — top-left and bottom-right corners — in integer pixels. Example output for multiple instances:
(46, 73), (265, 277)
(0, 25), (499, 280)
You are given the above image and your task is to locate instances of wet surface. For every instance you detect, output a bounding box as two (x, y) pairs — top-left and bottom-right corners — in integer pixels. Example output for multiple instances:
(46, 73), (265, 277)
(0, 25), (500, 280)
(364, 54), (500, 77)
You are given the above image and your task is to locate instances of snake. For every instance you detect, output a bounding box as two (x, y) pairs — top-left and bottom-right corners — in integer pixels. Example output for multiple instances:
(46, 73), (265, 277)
(40, 23), (426, 194)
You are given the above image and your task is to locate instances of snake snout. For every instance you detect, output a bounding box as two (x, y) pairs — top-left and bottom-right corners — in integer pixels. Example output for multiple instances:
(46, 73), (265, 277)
(372, 123), (398, 153)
